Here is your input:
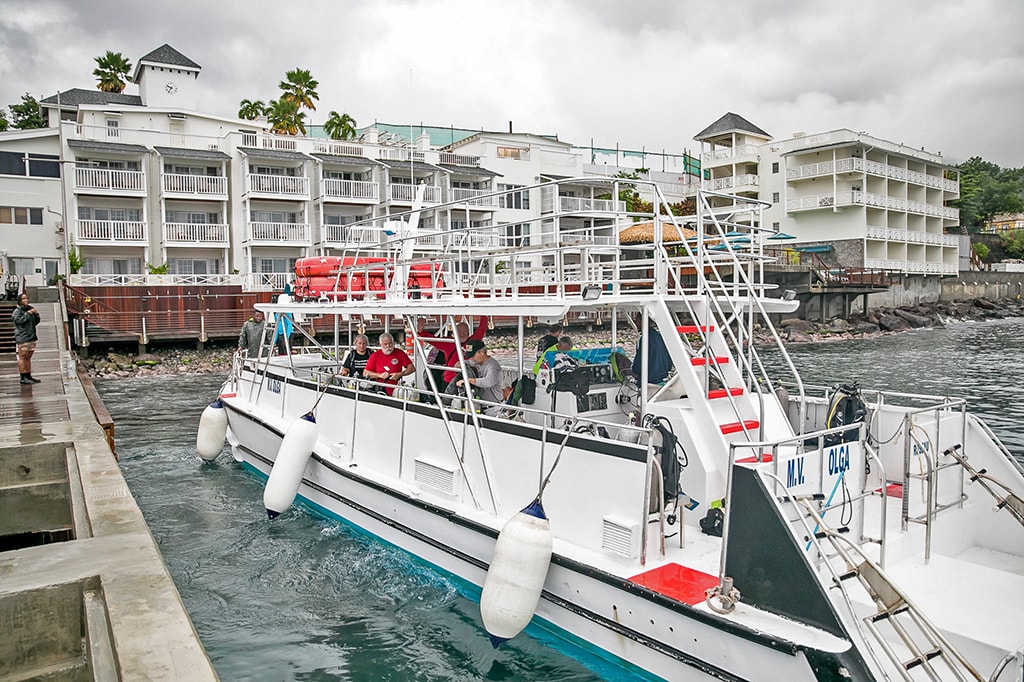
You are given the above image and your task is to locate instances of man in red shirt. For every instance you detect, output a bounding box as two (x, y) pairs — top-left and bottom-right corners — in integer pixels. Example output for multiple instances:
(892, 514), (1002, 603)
(417, 315), (489, 386)
(364, 332), (414, 396)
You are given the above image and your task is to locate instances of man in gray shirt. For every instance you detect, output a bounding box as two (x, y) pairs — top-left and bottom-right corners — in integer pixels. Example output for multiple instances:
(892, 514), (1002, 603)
(457, 339), (504, 414)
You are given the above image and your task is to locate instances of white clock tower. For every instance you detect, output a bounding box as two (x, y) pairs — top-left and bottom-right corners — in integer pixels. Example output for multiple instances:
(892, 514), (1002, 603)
(133, 44), (201, 109)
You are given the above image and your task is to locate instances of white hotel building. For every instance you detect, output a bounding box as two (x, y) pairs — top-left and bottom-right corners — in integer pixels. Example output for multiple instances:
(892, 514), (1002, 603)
(0, 46), (959, 289)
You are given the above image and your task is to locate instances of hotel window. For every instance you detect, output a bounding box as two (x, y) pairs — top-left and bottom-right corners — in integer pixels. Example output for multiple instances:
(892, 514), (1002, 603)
(78, 207), (141, 221)
(0, 206), (43, 225)
(496, 146), (526, 160)
(772, 162), (779, 174)
(502, 223), (530, 248)
(772, 222), (780, 230)
(772, 192), (780, 204)
(106, 119), (120, 138)
(498, 184), (530, 210)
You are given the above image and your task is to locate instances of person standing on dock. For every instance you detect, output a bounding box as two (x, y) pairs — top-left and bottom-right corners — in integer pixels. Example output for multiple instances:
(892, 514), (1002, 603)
(13, 293), (41, 384)
(238, 307), (266, 358)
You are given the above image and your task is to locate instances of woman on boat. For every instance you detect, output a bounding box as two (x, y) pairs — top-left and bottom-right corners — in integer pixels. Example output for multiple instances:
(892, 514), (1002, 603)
(340, 334), (371, 378)
(364, 332), (414, 395)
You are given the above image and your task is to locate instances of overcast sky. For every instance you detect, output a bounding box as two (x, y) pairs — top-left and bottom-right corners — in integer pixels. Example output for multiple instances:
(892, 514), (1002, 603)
(2, 0), (1022, 167)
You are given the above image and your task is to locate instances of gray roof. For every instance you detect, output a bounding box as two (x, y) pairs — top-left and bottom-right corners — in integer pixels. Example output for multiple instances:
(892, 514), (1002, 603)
(311, 153), (383, 167)
(138, 44), (201, 70)
(439, 164), (501, 178)
(67, 138), (149, 155)
(377, 159), (444, 173)
(694, 112), (770, 141)
(237, 146), (309, 161)
(40, 88), (142, 107)
(154, 146), (230, 161)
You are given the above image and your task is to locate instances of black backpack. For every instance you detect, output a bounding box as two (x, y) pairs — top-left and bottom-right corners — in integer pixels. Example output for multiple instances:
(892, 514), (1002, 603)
(699, 507), (724, 537)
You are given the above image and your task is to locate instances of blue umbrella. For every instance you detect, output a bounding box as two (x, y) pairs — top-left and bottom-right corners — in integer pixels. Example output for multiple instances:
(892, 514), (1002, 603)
(768, 232), (796, 240)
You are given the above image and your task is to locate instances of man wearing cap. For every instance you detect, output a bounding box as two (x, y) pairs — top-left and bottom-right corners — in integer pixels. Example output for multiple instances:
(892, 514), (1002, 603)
(457, 339), (503, 414)
(238, 307), (266, 358)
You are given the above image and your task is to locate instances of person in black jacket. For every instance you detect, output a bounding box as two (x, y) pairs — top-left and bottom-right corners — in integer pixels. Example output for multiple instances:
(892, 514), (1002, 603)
(535, 323), (563, 358)
(13, 293), (41, 384)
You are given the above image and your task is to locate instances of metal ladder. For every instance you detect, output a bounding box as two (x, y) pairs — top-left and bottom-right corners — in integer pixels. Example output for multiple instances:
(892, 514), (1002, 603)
(795, 496), (985, 681)
(943, 444), (1024, 527)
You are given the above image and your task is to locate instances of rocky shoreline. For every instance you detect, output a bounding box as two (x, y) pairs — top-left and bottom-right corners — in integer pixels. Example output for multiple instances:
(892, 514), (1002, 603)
(80, 297), (1024, 379)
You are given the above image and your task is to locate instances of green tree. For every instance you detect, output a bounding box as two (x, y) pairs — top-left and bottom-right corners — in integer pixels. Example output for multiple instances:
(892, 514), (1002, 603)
(67, 244), (84, 275)
(266, 98), (306, 136)
(971, 242), (989, 261)
(953, 156), (1024, 228)
(1000, 231), (1024, 260)
(10, 94), (46, 129)
(279, 68), (319, 112)
(323, 110), (357, 140)
(237, 99), (267, 120)
(0, 108), (8, 131)
(93, 51), (133, 93)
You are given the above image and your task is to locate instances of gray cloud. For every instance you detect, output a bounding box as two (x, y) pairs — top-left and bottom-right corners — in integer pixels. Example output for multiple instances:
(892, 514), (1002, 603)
(1, 0), (1021, 166)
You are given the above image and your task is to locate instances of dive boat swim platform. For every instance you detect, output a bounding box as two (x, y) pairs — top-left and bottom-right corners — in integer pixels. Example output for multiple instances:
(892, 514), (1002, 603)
(199, 180), (1024, 681)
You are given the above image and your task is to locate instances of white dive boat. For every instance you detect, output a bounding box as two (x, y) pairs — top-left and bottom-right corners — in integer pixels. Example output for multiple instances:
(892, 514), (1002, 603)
(201, 179), (1024, 681)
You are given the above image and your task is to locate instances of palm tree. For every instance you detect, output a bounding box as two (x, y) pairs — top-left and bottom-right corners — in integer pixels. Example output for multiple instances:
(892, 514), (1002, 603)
(279, 68), (319, 112)
(266, 98), (306, 136)
(93, 51), (133, 93)
(323, 111), (358, 140)
(238, 99), (267, 120)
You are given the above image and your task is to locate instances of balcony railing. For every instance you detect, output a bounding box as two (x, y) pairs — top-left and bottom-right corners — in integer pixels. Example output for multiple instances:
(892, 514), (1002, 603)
(76, 219), (146, 242)
(163, 222), (229, 244)
(701, 144), (758, 163)
(247, 222), (311, 244)
(439, 152), (481, 167)
(556, 196), (624, 213)
(321, 178), (378, 201)
(312, 140), (364, 157)
(70, 123), (224, 151)
(162, 173), (227, 196)
(75, 167), (146, 193)
(247, 174), (309, 196)
(450, 187), (497, 207)
(702, 174), (759, 191)
(388, 184), (441, 203)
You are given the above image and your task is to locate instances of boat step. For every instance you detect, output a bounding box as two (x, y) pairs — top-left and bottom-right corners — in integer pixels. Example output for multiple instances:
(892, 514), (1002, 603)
(708, 387), (744, 399)
(904, 648), (943, 671)
(690, 356), (730, 366)
(676, 325), (714, 334)
(720, 420), (759, 435)
(736, 453), (773, 464)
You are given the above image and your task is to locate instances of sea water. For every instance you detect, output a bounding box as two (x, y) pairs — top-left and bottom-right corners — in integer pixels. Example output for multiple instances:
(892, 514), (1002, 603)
(99, 317), (1024, 681)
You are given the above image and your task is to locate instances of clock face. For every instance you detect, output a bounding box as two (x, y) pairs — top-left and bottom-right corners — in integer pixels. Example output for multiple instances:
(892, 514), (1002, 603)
(164, 81), (178, 94)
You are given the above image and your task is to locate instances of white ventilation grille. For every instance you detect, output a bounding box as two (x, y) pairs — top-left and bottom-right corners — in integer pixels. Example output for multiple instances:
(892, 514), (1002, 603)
(414, 458), (460, 496)
(602, 516), (640, 559)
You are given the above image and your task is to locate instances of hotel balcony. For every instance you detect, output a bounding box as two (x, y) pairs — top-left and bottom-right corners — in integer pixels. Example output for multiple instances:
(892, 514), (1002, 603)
(701, 144), (758, 165)
(76, 219), (147, 245)
(320, 224), (383, 248)
(388, 184), (441, 205)
(702, 174), (759, 192)
(541, 190), (625, 214)
(162, 222), (230, 247)
(786, 157), (864, 180)
(450, 187), (497, 207)
(74, 167), (146, 196)
(788, 191), (959, 220)
(247, 221), (311, 245)
(321, 178), (379, 203)
(162, 173), (228, 199)
(439, 152), (481, 167)
(247, 174), (310, 198)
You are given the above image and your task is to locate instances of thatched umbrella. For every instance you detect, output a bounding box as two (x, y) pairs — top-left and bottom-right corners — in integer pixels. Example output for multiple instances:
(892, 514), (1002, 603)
(618, 220), (697, 245)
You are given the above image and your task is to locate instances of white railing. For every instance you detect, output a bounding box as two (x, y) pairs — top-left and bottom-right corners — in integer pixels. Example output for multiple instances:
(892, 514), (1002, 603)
(241, 132), (298, 152)
(907, 200), (925, 215)
(248, 174), (309, 195)
(906, 231), (926, 244)
(887, 166), (908, 181)
(162, 173), (227, 196)
(244, 272), (290, 291)
(942, 178), (958, 193)
(557, 196), (624, 212)
(76, 219), (146, 242)
(941, 234), (960, 247)
(75, 167), (146, 193)
(701, 144), (758, 163)
(70, 273), (245, 287)
(71, 123), (225, 151)
(163, 222), (229, 244)
(865, 257), (906, 270)
(907, 170), (925, 185)
(322, 178), (378, 201)
(377, 147), (425, 163)
(865, 225), (887, 240)
(439, 152), (481, 167)
(247, 222), (311, 243)
(312, 140), (363, 157)
(451, 187), (497, 207)
(388, 184), (441, 203)
(787, 157), (864, 180)
(943, 206), (959, 220)
(865, 160), (887, 176)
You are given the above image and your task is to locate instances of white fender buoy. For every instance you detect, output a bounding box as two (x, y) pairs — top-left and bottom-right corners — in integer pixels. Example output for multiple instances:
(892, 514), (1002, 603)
(263, 412), (317, 518)
(196, 399), (228, 461)
(480, 498), (553, 647)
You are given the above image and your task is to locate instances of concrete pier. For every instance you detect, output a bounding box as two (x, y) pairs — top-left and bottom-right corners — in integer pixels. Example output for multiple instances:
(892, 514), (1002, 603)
(0, 300), (217, 680)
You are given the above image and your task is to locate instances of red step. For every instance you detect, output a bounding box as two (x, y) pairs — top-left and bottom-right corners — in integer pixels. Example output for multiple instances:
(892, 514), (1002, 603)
(690, 356), (730, 366)
(708, 387), (744, 399)
(676, 325), (715, 334)
(736, 453), (774, 464)
(720, 420), (759, 435)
